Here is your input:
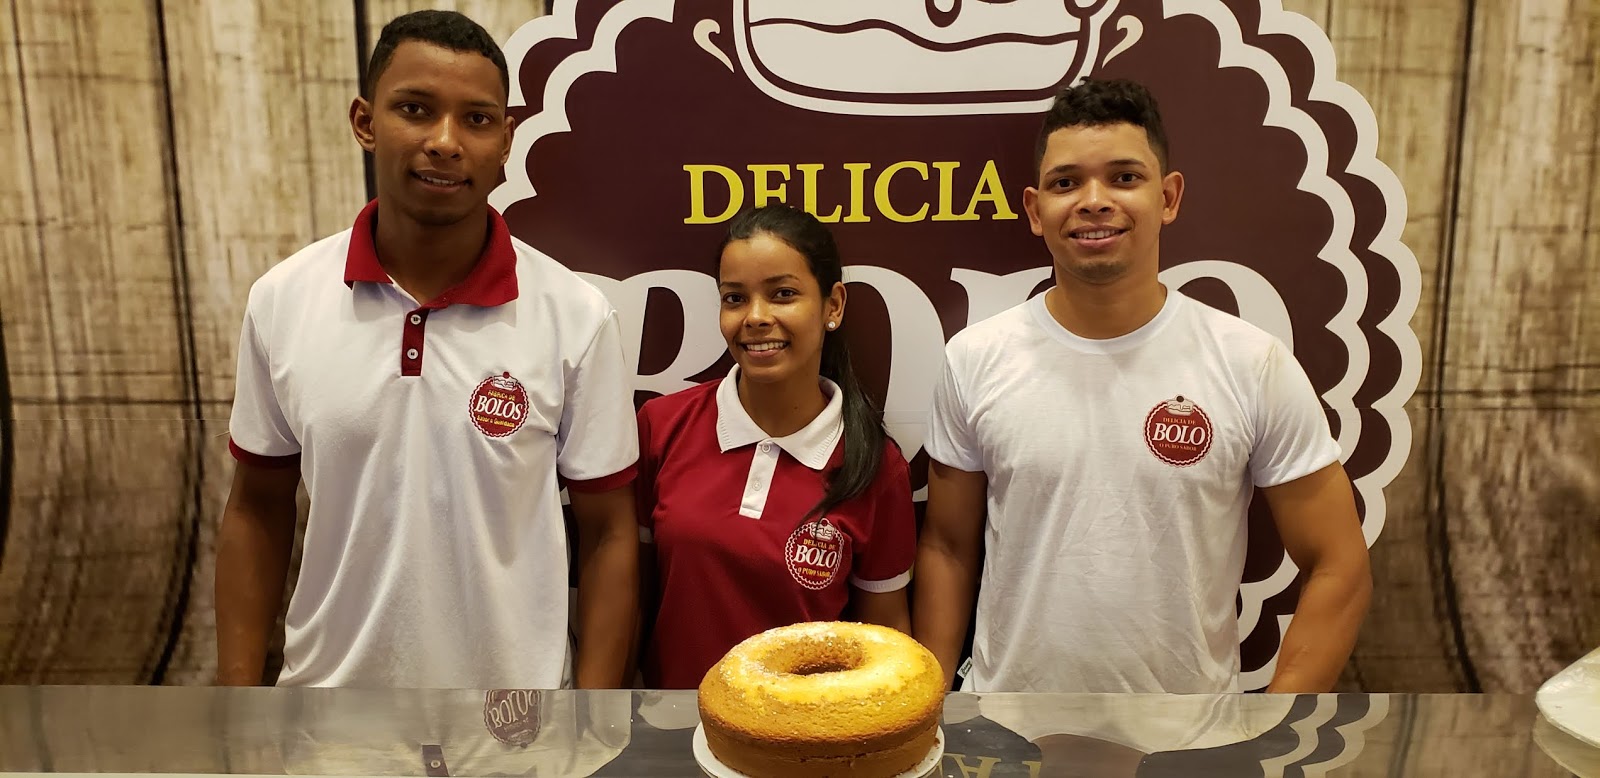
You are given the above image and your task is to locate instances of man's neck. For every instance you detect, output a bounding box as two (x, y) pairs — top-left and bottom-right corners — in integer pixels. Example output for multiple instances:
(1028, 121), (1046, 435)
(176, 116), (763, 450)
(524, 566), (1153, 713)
(372, 200), (490, 305)
(1045, 268), (1168, 341)
(737, 369), (829, 439)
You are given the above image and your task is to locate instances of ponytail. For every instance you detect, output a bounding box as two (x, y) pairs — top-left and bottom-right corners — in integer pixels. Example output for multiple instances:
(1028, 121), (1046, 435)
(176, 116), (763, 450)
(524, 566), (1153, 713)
(806, 325), (887, 521)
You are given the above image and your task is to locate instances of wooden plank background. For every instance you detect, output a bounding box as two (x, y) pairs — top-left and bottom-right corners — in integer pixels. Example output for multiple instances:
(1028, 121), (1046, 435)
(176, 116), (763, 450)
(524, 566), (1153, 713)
(1436, 0), (1600, 693)
(0, 0), (1595, 692)
(1280, 0), (1479, 693)
(0, 0), (198, 684)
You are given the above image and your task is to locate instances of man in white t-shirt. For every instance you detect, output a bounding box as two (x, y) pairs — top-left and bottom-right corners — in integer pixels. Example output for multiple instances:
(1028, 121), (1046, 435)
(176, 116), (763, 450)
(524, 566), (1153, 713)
(913, 79), (1372, 694)
(213, 11), (639, 689)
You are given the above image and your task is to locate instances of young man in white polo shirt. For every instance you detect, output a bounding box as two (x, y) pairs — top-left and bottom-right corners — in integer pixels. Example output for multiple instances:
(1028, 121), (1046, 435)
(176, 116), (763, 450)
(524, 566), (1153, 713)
(913, 79), (1372, 694)
(213, 11), (639, 689)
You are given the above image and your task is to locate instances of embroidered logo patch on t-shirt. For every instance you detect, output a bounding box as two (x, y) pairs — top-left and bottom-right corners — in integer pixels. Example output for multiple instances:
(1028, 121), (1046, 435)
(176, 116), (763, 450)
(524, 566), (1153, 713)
(1144, 395), (1213, 467)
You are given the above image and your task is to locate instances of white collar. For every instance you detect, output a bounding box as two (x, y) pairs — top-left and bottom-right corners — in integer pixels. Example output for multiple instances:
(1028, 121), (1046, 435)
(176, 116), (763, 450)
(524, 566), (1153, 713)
(715, 365), (844, 471)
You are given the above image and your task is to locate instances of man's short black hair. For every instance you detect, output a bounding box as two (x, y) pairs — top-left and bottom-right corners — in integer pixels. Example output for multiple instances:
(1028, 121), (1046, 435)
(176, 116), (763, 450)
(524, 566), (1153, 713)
(1033, 79), (1171, 176)
(364, 10), (510, 101)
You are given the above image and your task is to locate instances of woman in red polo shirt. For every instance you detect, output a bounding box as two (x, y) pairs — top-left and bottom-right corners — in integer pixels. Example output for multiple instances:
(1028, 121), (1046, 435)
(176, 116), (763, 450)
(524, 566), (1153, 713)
(634, 205), (917, 689)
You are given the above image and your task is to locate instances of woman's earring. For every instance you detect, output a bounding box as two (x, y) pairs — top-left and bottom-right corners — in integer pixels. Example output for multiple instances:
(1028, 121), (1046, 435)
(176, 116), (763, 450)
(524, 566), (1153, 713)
(827, 321), (838, 330)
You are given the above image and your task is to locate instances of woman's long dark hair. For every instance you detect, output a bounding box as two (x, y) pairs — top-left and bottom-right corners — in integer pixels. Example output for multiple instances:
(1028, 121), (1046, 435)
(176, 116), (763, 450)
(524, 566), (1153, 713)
(716, 205), (888, 522)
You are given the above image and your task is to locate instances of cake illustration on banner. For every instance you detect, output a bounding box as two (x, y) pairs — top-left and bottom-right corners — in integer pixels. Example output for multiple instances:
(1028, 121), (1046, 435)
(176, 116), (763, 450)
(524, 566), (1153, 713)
(696, 622), (946, 777)
(734, 0), (1122, 114)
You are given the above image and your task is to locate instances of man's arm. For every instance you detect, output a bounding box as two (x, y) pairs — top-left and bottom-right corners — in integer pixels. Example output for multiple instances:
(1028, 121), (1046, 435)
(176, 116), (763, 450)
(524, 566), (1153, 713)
(632, 409), (657, 687)
(912, 461), (988, 688)
(632, 538), (656, 686)
(1262, 462), (1372, 693)
(570, 483), (639, 689)
(214, 461), (301, 685)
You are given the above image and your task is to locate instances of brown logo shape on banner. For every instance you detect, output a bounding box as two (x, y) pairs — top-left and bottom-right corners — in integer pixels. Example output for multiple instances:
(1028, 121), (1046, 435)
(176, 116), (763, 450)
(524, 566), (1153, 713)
(469, 372), (529, 438)
(494, 0), (1419, 687)
(1144, 396), (1213, 467)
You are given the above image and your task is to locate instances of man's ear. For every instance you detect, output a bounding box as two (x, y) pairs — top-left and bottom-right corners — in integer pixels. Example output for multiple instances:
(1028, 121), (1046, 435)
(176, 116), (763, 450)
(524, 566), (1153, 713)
(1023, 186), (1044, 237)
(1161, 170), (1185, 225)
(351, 97), (377, 153)
(500, 114), (516, 166)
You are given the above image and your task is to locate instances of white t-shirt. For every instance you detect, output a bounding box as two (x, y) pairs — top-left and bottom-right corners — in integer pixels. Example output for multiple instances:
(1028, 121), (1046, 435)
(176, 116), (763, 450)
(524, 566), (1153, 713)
(925, 289), (1340, 693)
(229, 203), (638, 688)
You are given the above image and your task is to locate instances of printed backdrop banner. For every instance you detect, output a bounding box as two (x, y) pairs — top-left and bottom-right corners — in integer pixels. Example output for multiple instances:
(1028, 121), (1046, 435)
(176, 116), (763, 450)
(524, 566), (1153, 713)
(499, 0), (1419, 688)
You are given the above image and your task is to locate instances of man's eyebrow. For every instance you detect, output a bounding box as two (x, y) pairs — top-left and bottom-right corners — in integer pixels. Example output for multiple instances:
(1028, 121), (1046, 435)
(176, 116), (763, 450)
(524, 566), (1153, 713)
(390, 87), (502, 109)
(1043, 159), (1150, 176)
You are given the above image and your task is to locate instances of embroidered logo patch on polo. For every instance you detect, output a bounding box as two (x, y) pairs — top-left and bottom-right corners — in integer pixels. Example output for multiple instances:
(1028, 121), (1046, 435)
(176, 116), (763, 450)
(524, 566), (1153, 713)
(785, 517), (847, 590)
(1144, 395), (1213, 467)
(469, 372), (529, 438)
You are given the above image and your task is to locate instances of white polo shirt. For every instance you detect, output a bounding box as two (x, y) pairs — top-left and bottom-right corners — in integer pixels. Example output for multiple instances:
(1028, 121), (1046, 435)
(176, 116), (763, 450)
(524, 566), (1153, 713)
(277, 689), (631, 775)
(926, 290), (1340, 693)
(228, 200), (638, 689)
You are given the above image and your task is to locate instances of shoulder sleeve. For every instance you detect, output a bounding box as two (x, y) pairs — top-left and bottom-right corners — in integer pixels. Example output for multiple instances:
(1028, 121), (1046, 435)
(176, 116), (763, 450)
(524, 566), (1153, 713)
(849, 445), (916, 593)
(923, 344), (983, 472)
(558, 310), (640, 492)
(1249, 340), (1342, 487)
(227, 289), (300, 466)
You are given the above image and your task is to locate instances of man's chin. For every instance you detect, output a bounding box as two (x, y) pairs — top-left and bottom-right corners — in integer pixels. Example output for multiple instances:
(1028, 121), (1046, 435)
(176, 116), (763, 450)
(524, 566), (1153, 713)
(407, 203), (479, 228)
(1059, 257), (1133, 286)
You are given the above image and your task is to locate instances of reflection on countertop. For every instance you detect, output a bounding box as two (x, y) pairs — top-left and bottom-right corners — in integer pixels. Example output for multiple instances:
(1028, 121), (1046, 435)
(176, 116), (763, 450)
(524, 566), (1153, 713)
(0, 687), (1589, 777)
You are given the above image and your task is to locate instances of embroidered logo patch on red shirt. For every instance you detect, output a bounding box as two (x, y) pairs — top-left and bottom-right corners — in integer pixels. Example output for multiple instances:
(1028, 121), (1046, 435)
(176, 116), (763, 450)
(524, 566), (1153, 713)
(785, 517), (848, 590)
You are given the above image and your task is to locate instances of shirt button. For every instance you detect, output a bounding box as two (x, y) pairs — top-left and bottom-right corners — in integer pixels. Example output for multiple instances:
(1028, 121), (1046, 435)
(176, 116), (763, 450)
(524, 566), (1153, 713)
(410, 314), (422, 325)
(759, 442), (771, 453)
(406, 348), (419, 359)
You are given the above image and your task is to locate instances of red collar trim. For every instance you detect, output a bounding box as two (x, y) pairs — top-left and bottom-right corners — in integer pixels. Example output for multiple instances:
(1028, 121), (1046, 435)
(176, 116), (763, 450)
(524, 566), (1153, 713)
(343, 199), (519, 308)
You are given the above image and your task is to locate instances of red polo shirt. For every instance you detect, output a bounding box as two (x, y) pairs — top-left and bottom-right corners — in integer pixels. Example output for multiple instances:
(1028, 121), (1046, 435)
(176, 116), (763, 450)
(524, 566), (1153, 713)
(636, 366), (917, 689)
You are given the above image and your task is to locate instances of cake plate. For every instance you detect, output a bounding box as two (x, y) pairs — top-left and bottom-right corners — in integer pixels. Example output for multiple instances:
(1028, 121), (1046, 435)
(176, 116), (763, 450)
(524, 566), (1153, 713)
(1535, 645), (1600, 748)
(692, 724), (945, 778)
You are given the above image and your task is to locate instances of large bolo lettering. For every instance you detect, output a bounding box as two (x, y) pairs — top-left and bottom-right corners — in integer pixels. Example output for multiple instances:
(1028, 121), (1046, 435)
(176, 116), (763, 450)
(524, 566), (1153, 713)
(473, 390), (525, 423)
(791, 543), (841, 570)
(683, 160), (1018, 224)
(1149, 421), (1207, 445)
